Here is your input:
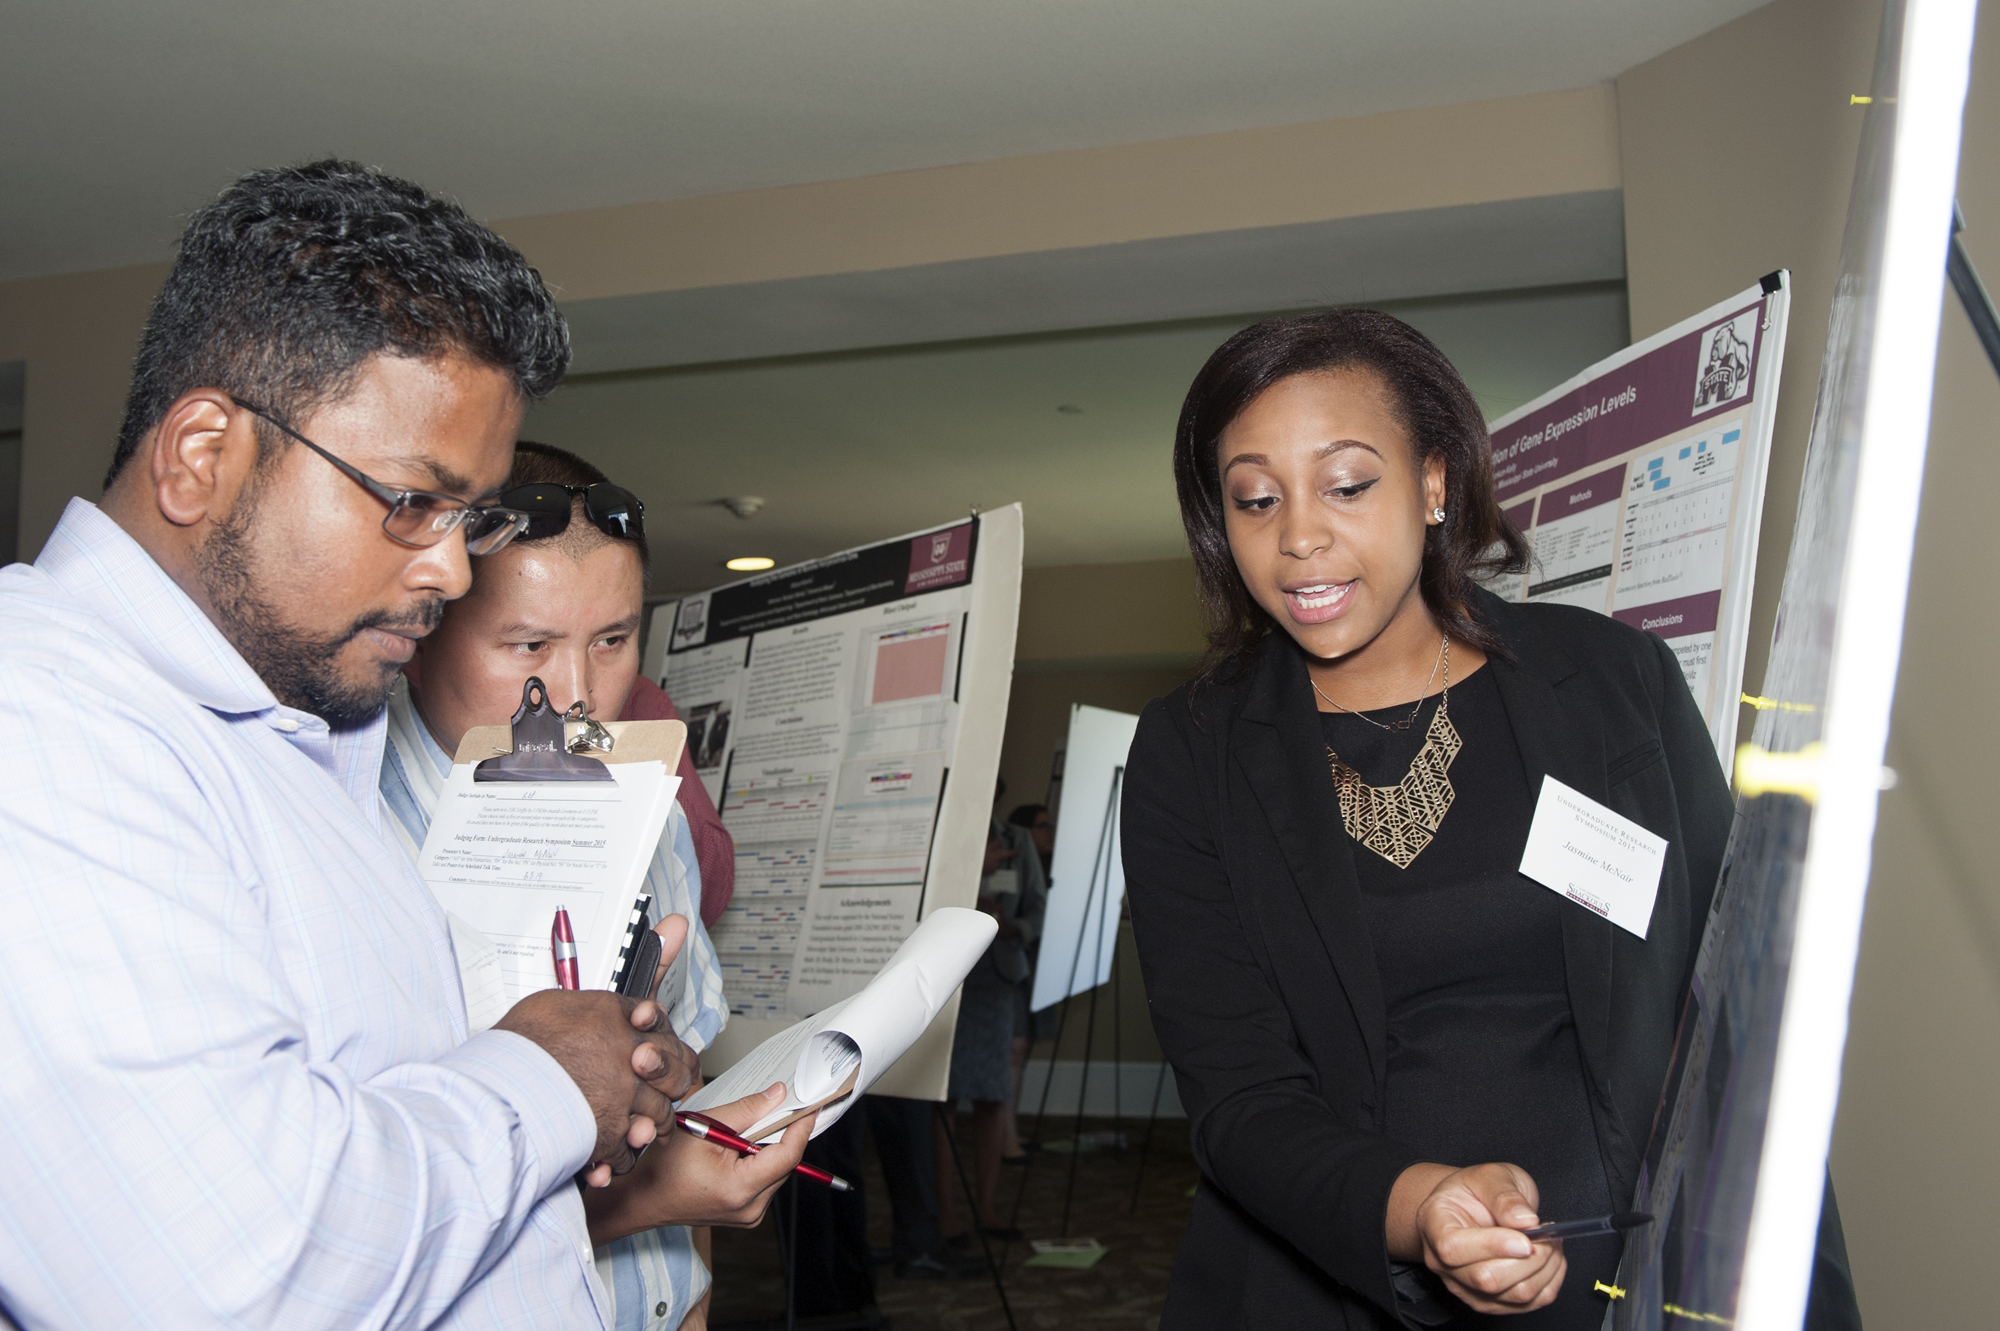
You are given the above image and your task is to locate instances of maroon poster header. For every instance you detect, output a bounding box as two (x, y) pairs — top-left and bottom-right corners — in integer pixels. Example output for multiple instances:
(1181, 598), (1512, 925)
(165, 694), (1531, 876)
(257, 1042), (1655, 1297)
(1490, 302), (1766, 501)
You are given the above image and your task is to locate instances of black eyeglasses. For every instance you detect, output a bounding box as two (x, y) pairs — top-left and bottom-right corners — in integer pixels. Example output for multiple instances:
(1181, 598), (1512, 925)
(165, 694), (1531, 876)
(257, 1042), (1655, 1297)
(231, 399), (532, 556)
(497, 482), (646, 544)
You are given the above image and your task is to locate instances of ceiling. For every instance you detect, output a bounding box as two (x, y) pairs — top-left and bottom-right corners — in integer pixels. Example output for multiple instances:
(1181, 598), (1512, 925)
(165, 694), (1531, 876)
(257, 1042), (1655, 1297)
(4, 0), (1763, 283)
(525, 282), (1630, 591)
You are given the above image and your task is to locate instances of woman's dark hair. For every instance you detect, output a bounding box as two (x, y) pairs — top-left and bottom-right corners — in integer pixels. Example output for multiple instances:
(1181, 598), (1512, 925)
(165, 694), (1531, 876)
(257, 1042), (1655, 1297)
(1006, 803), (1047, 829)
(508, 440), (651, 585)
(1172, 308), (1528, 678)
(106, 159), (570, 488)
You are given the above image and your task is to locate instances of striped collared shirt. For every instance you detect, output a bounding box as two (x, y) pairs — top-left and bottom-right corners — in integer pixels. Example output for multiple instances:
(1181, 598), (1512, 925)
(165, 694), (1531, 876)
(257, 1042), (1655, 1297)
(0, 500), (608, 1328)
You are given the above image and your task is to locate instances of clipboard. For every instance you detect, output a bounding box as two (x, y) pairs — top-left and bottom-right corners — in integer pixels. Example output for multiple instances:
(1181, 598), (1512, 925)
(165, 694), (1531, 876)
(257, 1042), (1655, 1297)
(445, 678), (689, 999)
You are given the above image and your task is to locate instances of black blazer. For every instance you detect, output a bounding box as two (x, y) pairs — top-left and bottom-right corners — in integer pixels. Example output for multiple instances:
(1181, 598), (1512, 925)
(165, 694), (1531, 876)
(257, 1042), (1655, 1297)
(1123, 591), (1735, 1329)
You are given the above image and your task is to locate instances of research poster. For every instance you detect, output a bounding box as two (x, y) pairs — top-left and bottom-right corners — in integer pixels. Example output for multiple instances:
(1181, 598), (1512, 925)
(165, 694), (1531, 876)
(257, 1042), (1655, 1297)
(1488, 275), (1791, 763)
(644, 507), (1022, 1087)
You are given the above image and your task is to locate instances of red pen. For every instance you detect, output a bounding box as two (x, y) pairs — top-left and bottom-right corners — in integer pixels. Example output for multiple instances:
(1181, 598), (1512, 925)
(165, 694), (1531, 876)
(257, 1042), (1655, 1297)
(676, 1112), (851, 1191)
(551, 907), (580, 991)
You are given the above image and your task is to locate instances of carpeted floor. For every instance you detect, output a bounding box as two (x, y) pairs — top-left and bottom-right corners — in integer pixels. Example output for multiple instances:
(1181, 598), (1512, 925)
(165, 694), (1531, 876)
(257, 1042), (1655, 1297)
(710, 1112), (1197, 1331)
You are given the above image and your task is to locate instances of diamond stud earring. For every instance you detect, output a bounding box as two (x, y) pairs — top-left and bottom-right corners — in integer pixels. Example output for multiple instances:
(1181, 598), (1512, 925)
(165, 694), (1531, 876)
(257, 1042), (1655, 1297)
(1431, 507), (1446, 523)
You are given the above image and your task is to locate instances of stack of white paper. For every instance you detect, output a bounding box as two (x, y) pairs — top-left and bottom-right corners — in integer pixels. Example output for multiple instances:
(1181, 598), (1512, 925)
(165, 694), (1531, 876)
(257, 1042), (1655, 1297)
(683, 906), (997, 1141)
(416, 761), (680, 1029)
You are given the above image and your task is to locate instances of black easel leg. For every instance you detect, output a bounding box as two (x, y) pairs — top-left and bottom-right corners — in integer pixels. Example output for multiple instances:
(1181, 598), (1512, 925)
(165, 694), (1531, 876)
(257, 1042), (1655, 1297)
(1129, 1060), (1170, 1213)
(1111, 922), (1123, 1135)
(1061, 977), (1102, 1240)
(779, 1180), (798, 1331)
(936, 1103), (1020, 1331)
(1002, 988), (1073, 1266)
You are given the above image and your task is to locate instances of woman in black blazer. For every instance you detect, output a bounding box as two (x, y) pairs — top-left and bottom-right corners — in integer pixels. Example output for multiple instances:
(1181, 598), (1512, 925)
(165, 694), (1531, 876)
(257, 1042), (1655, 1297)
(1123, 310), (1859, 1329)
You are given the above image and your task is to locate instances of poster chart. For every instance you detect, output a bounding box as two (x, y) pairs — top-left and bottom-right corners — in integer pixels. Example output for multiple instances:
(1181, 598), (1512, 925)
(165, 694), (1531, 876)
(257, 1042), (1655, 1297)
(645, 506), (1022, 1094)
(1488, 275), (1792, 764)
(1610, 2), (1973, 1326)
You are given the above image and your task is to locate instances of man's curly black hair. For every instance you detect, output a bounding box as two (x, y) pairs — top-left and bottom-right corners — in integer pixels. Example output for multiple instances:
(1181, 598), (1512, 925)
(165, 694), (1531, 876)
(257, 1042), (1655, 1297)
(105, 159), (569, 489)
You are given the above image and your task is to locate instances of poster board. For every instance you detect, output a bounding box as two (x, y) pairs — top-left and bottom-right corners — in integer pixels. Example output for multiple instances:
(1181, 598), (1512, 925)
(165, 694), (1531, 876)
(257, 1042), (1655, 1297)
(1608, 1), (1975, 1327)
(644, 505), (1023, 1098)
(1488, 276), (1792, 764)
(1028, 704), (1140, 1014)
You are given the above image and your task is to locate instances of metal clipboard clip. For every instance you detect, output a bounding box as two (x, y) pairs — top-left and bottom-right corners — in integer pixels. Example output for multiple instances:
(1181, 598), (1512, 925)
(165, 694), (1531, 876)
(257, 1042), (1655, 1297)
(473, 677), (615, 783)
(564, 701), (617, 755)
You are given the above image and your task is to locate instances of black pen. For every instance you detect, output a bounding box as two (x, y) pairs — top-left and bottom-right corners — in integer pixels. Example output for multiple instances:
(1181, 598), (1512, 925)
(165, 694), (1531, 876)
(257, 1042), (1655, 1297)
(1523, 1211), (1653, 1241)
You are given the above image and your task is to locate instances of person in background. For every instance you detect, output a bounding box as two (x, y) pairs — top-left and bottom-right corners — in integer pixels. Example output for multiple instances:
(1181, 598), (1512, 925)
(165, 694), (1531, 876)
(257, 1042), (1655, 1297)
(385, 441), (729, 1331)
(1007, 803), (1055, 879)
(934, 780), (1048, 1242)
(1002, 801), (1058, 1162)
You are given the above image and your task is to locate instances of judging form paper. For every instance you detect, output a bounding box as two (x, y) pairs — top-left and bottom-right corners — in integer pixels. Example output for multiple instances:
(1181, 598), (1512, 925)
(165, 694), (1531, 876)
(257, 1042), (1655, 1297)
(416, 761), (678, 1004)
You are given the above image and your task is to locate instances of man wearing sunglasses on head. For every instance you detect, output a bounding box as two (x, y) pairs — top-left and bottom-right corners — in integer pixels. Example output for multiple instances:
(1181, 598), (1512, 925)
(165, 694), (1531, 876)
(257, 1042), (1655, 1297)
(383, 442), (730, 1330)
(481, 464), (735, 926)
(0, 161), (804, 1330)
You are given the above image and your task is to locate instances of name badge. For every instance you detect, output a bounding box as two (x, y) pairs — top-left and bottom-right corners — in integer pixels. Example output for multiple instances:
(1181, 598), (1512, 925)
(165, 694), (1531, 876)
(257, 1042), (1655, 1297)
(1519, 776), (1667, 939)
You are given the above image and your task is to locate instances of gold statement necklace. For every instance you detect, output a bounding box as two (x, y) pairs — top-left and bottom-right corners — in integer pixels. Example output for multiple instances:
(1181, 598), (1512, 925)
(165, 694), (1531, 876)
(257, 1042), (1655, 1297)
(1313, 636), (1460, 869)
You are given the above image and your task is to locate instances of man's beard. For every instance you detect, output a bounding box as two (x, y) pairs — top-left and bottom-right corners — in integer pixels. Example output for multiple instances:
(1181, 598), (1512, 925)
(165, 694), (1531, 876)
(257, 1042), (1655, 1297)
(194, 486), (444, 728)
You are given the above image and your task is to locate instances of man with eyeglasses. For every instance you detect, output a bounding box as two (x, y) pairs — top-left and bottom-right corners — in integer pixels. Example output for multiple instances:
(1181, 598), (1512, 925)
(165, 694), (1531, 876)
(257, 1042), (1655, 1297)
(0, 161), (805, 1329)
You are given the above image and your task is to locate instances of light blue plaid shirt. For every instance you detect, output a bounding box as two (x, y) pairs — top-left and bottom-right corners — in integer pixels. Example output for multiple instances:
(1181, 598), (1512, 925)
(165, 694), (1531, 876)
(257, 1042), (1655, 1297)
(0, 500), (608, 1329)
(379, 679), (727, 1330)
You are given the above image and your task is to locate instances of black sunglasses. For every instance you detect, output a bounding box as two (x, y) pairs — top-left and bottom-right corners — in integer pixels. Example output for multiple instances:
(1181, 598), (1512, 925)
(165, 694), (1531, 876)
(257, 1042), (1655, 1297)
(497, 482), (646, 543)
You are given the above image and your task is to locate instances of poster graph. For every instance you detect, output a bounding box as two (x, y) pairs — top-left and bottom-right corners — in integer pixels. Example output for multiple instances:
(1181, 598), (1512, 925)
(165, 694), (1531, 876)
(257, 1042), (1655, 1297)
(1489, 276), (1791, 766)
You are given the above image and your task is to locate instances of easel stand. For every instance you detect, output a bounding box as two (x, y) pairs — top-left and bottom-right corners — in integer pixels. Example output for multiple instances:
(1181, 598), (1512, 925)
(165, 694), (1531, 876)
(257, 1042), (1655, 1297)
(998, 767), (1173, 1259)
(933, 1103), (1020, 1331)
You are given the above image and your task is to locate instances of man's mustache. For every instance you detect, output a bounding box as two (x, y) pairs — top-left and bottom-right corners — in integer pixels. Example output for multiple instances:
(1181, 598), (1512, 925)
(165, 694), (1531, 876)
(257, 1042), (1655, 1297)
(336, 598), (446, 648)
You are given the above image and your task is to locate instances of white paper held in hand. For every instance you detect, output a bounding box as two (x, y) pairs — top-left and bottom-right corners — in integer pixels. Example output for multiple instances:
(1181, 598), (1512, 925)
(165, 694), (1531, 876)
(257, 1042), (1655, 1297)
(683, 906), (998, 1141)
(415, 760), (678, 1003)
(1518, 775), (1668, 939)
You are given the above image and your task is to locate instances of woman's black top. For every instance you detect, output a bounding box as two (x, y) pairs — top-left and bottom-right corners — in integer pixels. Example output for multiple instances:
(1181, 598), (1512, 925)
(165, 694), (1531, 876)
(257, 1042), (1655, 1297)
(1122, 593), (1858, 1330)
(1320, 666), (1613, 1328)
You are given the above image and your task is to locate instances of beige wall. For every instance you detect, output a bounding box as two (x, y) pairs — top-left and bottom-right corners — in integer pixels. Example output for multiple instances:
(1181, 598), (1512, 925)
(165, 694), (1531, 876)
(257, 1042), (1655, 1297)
(498, 87), (1619, 302)
(0, 262), (167, 557)
(0, 88), (1619, 562)
(1625, 1), (2000, 1324)
(996, 557), (1203, 824)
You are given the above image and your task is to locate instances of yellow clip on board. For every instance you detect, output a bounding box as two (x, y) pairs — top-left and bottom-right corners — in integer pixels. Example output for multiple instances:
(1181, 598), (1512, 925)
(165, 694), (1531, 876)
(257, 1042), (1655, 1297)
(1735, 741), (1823, 801)
(1740, 692), (1818, 714)
(1735, 741), (1897, 799)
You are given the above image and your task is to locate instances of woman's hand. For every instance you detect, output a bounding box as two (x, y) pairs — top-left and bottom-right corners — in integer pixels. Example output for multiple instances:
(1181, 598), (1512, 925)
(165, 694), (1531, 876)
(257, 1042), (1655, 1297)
(1387, 1161), (1566, 1315)
(581, 1084), (814, 1244)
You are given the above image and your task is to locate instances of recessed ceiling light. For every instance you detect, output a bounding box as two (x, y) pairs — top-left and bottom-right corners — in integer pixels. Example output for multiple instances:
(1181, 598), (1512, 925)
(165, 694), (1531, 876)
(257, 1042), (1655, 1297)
(1057, 404), (1084, 415)
(725, 556), (776, 572)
